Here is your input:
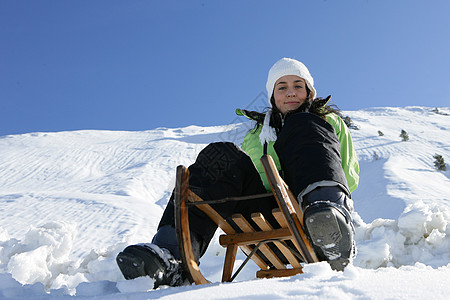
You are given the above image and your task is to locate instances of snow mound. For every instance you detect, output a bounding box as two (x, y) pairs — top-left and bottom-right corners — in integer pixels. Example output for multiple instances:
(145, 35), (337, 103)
(354, 201), (449, 269)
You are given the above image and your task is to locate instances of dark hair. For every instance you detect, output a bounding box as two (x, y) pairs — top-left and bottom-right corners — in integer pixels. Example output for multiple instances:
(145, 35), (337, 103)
(242, 95), (341, 134)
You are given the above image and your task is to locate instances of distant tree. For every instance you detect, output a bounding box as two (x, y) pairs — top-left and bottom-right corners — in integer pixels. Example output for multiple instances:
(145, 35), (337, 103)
(343, 116), (359, 130)
(373, 151), (380, 160)
(400, 130), (409, 141)
(432, 108), (449, 116)
(433, 154), (447, 171)
(378, 130), (384, 136)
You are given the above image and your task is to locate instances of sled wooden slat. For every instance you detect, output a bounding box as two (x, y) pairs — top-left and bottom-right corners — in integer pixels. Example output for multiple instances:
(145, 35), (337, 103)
(174, 154), (319, 285)
(272, 208), (288, 227)
(271, 208), (303, 255)
(232, 214), (285, 270)
(219, 227), (291, 246)
(256, 268), (303, 279)
(251, 212), (302, 268)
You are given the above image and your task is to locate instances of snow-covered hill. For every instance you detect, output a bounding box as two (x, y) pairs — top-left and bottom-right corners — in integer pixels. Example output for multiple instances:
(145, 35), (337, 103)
(0, 107), (449, 299)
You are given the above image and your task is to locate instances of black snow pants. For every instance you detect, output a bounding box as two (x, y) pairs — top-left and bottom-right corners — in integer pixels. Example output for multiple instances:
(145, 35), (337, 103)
(157, 112), (349, 259)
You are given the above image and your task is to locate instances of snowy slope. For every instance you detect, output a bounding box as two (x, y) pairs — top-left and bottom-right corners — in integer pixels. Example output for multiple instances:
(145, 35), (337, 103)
(0, 107), (449, 299)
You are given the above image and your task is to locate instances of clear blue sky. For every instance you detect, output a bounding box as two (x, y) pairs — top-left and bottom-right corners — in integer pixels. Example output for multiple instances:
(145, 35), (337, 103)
(1, 0), (449, 136)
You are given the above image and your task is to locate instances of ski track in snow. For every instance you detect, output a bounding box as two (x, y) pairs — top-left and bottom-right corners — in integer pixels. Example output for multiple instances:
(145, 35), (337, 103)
(0, 107), (449, 299)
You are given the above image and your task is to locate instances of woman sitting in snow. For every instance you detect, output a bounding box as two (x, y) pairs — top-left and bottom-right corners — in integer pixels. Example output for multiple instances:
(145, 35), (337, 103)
(116, 58), (360, 288)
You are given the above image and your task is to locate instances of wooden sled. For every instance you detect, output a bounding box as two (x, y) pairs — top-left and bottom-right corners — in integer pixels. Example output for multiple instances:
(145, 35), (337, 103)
(174, 155), (319, 285)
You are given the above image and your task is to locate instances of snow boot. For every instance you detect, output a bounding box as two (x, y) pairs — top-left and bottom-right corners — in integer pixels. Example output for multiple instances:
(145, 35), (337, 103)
(116, 226), (206, 288)
(302, 186), (355, 271)
(116, 243), (187, 288)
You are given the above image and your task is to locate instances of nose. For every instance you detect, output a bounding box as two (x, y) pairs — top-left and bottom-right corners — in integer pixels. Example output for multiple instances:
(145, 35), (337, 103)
(287, 88), (296, 97)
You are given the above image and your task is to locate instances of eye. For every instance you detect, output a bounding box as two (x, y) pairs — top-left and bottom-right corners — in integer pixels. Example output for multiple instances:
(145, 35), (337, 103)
(295, 85), (304, 89)
(277, 86), (287, 90)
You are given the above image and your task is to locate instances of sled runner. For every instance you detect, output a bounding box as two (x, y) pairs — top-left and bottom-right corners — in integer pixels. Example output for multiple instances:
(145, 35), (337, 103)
(174, 155), (319, 285)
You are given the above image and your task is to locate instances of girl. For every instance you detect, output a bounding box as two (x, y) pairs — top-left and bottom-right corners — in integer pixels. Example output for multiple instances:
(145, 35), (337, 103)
(117, 58), (360, 288)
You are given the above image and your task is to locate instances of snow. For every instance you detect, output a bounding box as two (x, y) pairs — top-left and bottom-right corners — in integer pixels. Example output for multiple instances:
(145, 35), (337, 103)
(0, 106), (449, 299)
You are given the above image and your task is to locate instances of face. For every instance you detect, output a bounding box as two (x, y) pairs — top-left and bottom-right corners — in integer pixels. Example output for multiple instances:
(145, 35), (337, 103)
(273, 75), (308, 115)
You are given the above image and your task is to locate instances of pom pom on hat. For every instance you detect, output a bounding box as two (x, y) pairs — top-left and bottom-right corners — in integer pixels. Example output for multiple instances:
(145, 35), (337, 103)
(266, 58), (316, 106)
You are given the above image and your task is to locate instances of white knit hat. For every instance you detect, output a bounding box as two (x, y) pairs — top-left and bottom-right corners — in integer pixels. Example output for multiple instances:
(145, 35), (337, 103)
(265, 58), (316, 106)
(259, 58), (317, 146)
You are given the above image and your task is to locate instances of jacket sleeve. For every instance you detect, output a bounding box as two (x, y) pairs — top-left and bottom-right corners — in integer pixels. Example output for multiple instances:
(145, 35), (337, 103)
(326, 113), (360, 193)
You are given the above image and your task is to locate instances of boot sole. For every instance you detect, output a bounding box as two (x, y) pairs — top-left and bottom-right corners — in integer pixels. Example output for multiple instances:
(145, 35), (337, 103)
(306, 208), (342, 248)
(116, 251), (147, 280)
(305, 206), (352, 271)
